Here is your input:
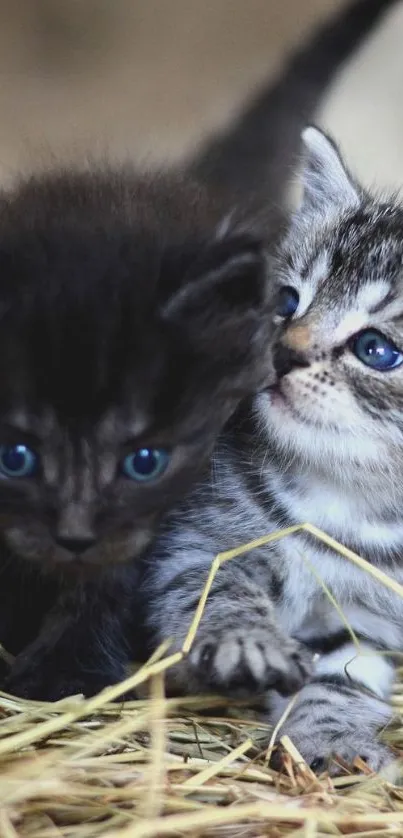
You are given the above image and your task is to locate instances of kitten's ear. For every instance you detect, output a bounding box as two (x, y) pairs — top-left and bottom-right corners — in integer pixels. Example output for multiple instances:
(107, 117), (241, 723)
(161, 234), (268, 369)
(300, 125), (359, 214)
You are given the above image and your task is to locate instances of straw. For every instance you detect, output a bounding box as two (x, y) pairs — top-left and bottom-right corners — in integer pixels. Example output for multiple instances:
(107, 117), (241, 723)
(0, 523), (401, 838)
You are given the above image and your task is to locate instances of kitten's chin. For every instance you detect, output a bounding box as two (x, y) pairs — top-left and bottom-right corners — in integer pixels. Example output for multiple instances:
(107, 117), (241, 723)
(267, 384), (292, 410)
(264, 385), (308, 425)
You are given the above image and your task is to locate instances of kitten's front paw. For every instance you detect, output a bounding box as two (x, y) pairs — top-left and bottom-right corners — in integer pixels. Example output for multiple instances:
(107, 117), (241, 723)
(275, 723), (394, 776)
(4, 668), (114, 702)
(188, 626), (313, 696)
(4, 652), (128, 702)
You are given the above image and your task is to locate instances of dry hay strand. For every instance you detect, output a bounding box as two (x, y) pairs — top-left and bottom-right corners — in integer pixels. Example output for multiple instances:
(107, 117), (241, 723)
(1, 524), (403, 838)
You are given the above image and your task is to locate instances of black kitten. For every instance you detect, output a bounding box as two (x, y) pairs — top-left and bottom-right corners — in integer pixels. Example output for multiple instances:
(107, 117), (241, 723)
(0, 0), (394, 701)
(0, 168), (273, 700)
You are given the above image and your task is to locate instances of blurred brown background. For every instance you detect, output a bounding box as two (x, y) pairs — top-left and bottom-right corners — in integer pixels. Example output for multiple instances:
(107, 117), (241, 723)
(0, 1), (401, 187)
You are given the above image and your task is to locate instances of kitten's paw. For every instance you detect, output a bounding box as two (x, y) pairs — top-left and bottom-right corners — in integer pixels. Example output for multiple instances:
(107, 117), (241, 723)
(188, 626), (313, 696)
(4, 669), (114, 702)
(4, 654), (129, 702)
(275, 724), (394, 776)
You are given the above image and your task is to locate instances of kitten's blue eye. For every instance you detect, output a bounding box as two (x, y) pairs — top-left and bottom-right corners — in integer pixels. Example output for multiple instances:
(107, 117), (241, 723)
(351, 329), (403, 371)
(276, 286), (299, 318)
(121, 448), (170, 482)
(0, 444), (38, 478)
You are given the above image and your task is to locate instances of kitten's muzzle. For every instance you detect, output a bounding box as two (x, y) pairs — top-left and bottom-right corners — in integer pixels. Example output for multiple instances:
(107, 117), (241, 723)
(273, 342), (310, 379)
(54, 535), (96, 555)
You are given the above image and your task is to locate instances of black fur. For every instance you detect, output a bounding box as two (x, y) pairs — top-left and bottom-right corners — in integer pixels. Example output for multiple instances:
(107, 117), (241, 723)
(0, 168), (275, 700)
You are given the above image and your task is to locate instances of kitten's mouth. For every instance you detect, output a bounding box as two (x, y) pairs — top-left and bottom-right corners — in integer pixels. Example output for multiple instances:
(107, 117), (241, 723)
(267, 383), (340, 432)
(267, 383), (292, 410)
(266, 383), (307, 424)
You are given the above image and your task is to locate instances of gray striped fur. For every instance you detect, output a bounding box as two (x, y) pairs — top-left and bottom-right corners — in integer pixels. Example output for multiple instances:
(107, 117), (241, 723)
(141, 128), (403, 774)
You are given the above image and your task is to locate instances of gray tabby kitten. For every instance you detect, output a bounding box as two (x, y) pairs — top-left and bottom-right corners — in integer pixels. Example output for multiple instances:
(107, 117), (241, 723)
(142, 125), (403, 773)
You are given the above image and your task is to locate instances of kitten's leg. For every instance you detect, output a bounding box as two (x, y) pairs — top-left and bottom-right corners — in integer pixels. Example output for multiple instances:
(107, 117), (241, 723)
(271, 642), (396, 773)
(4, 568), (134, 701)
(0, 559), (57, 681)
(146, 551), (313, 696)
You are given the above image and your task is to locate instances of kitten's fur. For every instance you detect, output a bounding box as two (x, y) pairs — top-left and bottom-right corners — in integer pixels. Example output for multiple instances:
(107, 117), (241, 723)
(0, 0), (395, 701)
(142, 127), (403, 774)
(0, 170), (275, 700)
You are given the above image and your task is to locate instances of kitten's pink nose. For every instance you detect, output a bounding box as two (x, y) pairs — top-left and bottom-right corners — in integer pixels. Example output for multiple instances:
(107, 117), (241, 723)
(54, 536), (96, 555)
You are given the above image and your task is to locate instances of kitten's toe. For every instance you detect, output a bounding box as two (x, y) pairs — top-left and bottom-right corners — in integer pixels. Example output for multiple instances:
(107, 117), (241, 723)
(275, 646), (313, 695)
(189, 627), (313, 696)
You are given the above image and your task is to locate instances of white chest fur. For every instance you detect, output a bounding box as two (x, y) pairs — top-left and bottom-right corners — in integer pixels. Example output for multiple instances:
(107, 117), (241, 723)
(266, 469), (403, 647)
(270, 468), (403, 555)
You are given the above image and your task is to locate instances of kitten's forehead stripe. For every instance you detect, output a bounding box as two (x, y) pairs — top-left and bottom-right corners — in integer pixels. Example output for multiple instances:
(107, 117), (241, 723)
(5, 410), (30, 432)
(308, 250), (330, 290)
(5, 410), (40, 435)
(331, 209), (403, 289)
(97, 412), (150, 444)
(293, 210), (403, 324)
(2, 408), (59, 442)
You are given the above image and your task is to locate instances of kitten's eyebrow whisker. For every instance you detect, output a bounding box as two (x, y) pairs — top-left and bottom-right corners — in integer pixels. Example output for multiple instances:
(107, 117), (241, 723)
(367, 290), (396, 315)
(2, 410), (33, 433)
(0, 421), (40, 445)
